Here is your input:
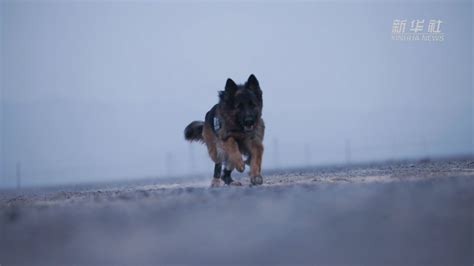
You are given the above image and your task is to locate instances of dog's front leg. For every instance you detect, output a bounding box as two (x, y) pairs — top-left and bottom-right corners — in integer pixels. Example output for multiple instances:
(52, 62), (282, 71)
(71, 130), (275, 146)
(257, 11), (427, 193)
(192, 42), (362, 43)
(222, 137), (245, 172)
(249, 141), (264, 185)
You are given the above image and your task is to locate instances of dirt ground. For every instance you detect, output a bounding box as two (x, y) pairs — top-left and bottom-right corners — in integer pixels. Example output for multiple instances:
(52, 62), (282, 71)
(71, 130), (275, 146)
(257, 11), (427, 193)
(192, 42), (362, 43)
(1, 158), (473, 265)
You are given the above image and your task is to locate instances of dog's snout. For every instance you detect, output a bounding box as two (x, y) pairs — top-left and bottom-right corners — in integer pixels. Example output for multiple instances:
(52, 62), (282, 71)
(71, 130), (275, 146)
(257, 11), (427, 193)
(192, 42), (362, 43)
(244, 117), (254, 126)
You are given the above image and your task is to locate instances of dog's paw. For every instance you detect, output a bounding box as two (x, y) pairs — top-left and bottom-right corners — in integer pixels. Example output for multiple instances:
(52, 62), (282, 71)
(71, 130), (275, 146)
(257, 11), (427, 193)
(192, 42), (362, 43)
(235, 159), (245, 172)
(222, 176), (242, 186)
(250, 175), (263, 186)
(229, 180), (242, 186)
(210, 178), (222, 187)
(229, 155), (245, 173)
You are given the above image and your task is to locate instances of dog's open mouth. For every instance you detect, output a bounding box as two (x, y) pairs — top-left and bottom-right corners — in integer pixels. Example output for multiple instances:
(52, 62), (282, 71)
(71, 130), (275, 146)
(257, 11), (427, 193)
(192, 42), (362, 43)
(244, 125), (255, 132)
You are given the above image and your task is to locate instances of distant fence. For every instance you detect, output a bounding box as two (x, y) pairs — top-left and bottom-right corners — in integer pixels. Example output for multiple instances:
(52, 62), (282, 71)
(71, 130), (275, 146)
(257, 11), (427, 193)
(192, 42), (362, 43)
(2, 137), (472, 189)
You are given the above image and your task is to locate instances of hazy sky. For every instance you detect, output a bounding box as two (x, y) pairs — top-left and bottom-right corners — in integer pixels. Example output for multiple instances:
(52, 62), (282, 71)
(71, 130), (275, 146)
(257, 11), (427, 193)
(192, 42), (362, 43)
(1, 0), (472, 187)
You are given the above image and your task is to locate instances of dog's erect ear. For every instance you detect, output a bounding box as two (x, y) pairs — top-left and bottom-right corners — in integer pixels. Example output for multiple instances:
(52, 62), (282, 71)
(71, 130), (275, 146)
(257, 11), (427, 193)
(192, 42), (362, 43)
(225, 78), (238, 94)
(246, 74), (262, 103)
(247, 74), (259, 89)
(219, 78), (238, 104)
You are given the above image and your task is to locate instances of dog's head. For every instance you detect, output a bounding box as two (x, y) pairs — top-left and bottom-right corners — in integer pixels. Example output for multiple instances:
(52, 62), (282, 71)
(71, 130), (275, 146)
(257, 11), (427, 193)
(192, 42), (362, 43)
(219, 74), (263, 132)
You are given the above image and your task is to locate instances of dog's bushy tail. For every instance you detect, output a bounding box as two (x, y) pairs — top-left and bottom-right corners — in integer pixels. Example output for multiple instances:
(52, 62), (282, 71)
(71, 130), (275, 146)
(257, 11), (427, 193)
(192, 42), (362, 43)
(184, 121), (204, 142)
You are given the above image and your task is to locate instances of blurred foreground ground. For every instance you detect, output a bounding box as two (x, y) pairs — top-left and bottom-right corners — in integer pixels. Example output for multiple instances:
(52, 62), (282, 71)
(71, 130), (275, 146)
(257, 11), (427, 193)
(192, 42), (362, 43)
(1, 158), (473, 265)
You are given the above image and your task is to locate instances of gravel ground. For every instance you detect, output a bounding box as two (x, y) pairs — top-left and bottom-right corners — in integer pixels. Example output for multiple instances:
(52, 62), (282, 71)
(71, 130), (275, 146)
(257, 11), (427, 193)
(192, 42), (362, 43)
(1, 158), (473, 265)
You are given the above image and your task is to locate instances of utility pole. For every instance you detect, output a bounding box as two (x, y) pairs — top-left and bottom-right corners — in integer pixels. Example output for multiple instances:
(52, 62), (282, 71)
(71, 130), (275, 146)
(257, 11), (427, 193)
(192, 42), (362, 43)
(273, 138), (280, 169)
(304, 143), (311, 167)
(165, 152), (173, 177)
(16, 162), (21, 190)
(188, 144), (196, 175)
(421, 136), (428, 159)
(344, 139), (352, 165)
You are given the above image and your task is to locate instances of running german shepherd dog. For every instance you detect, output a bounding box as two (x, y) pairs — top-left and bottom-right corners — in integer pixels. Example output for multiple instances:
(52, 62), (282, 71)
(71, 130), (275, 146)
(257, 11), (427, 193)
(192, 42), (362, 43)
(184, 74), (265, 187)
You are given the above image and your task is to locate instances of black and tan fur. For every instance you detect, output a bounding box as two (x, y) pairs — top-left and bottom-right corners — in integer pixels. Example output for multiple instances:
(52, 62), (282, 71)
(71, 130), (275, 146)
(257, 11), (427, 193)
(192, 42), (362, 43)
(184, 74), (265, 187)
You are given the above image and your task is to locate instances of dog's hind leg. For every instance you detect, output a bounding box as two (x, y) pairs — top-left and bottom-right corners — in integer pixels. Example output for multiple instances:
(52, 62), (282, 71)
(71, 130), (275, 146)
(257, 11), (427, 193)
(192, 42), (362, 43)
(213, 163), (222, 178)
(202, 125), (225, 187)
(211, 163), (222, 187)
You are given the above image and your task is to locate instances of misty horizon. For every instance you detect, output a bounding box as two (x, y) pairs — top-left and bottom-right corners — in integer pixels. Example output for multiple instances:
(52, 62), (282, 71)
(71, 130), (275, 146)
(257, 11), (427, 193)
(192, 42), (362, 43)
(1, 0), (472, 188)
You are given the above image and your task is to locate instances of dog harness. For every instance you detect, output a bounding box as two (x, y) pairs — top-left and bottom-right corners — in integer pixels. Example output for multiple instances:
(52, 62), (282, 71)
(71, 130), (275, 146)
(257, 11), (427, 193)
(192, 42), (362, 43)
(205, 104), (222, 136)
(213, 117), (221, 133)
